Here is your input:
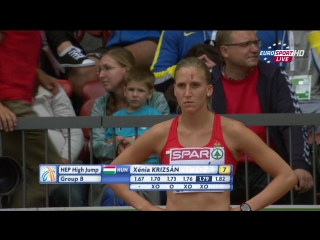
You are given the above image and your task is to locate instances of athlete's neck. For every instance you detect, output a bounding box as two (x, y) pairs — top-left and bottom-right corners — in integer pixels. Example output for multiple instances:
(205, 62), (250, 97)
(179, 111), (214, 130)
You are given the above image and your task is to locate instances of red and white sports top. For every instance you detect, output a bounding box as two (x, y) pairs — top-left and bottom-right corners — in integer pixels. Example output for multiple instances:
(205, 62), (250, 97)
(160, 114), (238, 175)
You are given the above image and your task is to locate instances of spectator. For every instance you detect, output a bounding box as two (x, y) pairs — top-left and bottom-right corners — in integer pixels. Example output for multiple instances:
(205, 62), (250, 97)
(106, 57), (297, 211)
(259, 31), (320, 182)
(0, 30), (61, 208)
(151, 30), (290, 113)
(45, 31), (95, 67)
(105, 30), (161, 69)
(67, 30), (161, 101)
(89, 46), (169, 206)
(235, 30), (320, 136)
(102, 67), (163, 206)
(151, 30), (217, 91)
(211, 30), (313, 205)
(32, 81), (88, 207)
(41, 31), (95, 79)
(150, 30), (219, 113)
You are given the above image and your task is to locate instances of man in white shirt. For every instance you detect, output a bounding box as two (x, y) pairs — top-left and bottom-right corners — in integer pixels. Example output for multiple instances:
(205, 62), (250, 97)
(32, 82), (88, 206)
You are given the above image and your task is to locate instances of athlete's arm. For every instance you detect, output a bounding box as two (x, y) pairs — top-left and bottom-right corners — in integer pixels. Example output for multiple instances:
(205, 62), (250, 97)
(223, 118), (297, 211)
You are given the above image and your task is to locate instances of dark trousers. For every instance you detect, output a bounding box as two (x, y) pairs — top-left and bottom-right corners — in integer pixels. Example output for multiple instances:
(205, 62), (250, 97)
(50, 184), (89, 207)
(1, 101), (61, 208)
(231, 163), (314, 205)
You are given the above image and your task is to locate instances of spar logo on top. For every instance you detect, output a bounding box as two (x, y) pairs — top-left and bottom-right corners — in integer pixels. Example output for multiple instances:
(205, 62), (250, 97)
(103, 165), (116, 174)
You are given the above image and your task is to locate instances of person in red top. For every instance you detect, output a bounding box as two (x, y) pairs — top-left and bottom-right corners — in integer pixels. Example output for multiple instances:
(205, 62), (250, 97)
(107, 57), (297, 211)
(0, 30), (61, 208)
(210, 30), (314, 205)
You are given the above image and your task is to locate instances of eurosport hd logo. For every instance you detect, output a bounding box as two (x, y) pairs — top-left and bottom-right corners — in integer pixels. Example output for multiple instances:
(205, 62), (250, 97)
(260, 42), (306, 63)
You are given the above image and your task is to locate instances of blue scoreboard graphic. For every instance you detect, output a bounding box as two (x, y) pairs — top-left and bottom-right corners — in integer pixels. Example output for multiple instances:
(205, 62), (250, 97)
(39, 164), (233, 191)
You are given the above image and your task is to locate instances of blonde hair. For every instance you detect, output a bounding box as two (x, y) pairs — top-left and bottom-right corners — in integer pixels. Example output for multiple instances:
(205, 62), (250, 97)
(101, 46), (136, 116)
(174, 57), (213, 113)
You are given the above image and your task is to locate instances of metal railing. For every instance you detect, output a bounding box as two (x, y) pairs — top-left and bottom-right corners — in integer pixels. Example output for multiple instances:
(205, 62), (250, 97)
(1, 113), (320, 209)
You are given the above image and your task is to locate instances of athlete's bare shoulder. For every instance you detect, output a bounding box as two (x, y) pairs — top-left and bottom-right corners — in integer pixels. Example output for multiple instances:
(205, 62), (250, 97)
(143, 118), (175, 153)
(149, 118), (174, 138)
(220, 115), (247, 138)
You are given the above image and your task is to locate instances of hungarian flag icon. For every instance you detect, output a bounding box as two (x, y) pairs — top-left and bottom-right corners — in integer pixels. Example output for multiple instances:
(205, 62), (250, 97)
(103, 165), (116, 174)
